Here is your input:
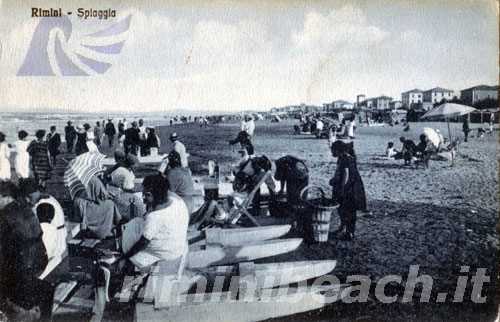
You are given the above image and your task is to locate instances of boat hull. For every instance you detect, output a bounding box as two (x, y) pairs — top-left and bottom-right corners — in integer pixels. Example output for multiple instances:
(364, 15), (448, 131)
(186, 238), (303, 269)
(135, 285), (347, 322)
(188, 225), (292, 248)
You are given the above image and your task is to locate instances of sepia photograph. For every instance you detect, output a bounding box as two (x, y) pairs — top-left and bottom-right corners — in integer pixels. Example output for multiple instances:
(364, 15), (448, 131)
(0, 0), (498, 321)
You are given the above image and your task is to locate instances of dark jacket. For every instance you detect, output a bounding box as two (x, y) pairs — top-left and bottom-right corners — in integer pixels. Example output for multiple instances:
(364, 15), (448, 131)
(329, 154), (366, 211)
(274, 155), (309, 204)
(0, 200), (48, 304)
(105, 122), (116, 136)
(47, 132), (61, 155)
(64, 125), (76, 141)
(124, 128), (140, 145)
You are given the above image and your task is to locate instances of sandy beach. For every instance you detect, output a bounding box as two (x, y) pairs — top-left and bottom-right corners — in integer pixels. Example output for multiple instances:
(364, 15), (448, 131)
(38, 118), (498, 322)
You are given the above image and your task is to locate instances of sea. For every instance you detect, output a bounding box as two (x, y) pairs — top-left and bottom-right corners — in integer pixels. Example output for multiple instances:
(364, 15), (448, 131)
(0, 111), (183, 143)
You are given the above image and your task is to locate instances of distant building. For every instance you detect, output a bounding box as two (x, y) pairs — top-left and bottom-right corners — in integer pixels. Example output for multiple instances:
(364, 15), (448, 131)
(323, 100), (354, 112)
(401, 89), (423, 108)
(356, 94), (366, 107)
(389, 100), (403, 110)
(422, 87), (454, 104)
(360, 95), (393, 110)
(460, 85), (499, 105)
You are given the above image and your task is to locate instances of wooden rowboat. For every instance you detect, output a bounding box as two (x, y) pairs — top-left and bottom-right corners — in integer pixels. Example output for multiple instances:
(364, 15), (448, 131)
(188, 225), (292, 248)
(135, 284), (349, 322)
(137, 260), (337, 297)
(187, 238), (302, 269)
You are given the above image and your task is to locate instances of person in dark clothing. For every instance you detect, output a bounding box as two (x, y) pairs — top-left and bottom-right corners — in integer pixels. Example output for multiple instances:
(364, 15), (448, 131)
(104, 119), (116, 148)
(274, 155), (309, 206)
(229, 131), (254, 156)
(64, 121), (76, 153)
(416, 134), (431, 168)
(329, 140), (366, 241)
(117, 121), (125, 140)
(46, 126), (61, 167)
(27, 130), (52, 190)
(233, 155), (276, 216)
(0, 179), (54, 322)
(463, 118), (470, 142)
(124, 122), (140, 156)
(144, 128), (160, 156)
(74, 126), (89, 156)
(396, 136), (417, 165)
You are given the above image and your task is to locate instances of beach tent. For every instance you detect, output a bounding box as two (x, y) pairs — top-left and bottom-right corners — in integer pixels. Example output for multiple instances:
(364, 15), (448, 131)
(420, 103), (477, 142)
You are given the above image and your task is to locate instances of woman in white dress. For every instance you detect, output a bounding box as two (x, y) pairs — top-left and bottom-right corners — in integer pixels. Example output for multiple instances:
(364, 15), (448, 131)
(14, 130), (30, 179)
(84, 123), (99, 153)
(0, 132), (11, 181)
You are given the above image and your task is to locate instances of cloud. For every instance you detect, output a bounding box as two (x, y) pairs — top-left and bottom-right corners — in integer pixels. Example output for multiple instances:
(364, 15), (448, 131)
(292, 6), (389, 54)
(0, 3), (497, 112)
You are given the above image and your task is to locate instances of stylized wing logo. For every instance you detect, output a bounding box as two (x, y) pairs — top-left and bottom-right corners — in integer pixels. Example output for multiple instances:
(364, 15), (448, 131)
(17, 14), (131, 76)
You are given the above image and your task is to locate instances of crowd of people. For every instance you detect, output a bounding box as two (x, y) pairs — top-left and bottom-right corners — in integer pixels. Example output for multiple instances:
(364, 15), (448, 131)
(0, 111), (370, 320)
(294, 113), (357, 141)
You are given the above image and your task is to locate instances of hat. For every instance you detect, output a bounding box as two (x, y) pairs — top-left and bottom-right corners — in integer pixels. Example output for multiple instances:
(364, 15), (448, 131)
(170, 133), (178, 141)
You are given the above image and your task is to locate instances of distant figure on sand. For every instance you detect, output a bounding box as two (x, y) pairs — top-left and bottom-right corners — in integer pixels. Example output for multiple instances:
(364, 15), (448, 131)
(124, 121), (140, 156)
(0, 132), (11, 182)
(27, 130), (52, 189)
(47, 125), (61, 167)
(241, 114), (255, 137)
(385, 142), (397, 158)
(84, 123), (99, 152)
(105, 119), (116, 148)
(94, 122), (102, 148)
(74, 125), (89, 156)
(462, 118), (470, 142)
(14, 130), (30, 179)
(229, 131), (255, 156)
(329, 140), (366, 241)
(64, 121), (77, 153)
(145, 128), (160, 156)
(397, 136), (417, 166)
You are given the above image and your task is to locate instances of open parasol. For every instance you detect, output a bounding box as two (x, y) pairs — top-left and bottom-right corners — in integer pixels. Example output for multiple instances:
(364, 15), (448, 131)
(64, 152), (106, 199)
(420, 103), (477, 141)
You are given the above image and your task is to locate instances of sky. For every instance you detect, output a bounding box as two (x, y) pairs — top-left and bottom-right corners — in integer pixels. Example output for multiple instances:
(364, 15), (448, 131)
(0, 0), (498, 113)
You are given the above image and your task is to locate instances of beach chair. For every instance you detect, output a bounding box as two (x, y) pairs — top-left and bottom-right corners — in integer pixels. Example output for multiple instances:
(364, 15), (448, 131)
(228, 170), (273, 226)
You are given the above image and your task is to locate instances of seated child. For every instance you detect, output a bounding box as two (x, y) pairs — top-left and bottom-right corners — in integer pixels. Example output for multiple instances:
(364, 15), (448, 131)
(386, 142), (397, 158)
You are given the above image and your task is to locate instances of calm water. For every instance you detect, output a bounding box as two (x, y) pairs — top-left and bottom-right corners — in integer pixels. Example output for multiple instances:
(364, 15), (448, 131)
(0, 112), (174, 143)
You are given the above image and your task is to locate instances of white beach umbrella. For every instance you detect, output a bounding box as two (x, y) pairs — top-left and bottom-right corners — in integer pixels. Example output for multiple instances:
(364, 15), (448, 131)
(420, 103), (477, 141)
(420, 103), (477, 119)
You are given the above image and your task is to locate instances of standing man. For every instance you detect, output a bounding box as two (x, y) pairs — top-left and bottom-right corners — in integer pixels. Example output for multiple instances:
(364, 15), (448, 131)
(104, 119), (116, 148)
(462, 117), (470, 142)
(47, 126), (61, 167)
(64, 121), (76, 153)
(124, 121), (140, 155)
(170, 133), (189, 168)
(138, 119), (147, 156)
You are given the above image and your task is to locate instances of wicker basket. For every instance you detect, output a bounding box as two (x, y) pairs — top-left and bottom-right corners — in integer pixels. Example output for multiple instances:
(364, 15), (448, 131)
(300, 185), (339, 242)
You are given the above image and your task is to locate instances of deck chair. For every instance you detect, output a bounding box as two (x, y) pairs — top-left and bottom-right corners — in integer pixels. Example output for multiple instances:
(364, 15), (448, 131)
(228, 170), (273, 226)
